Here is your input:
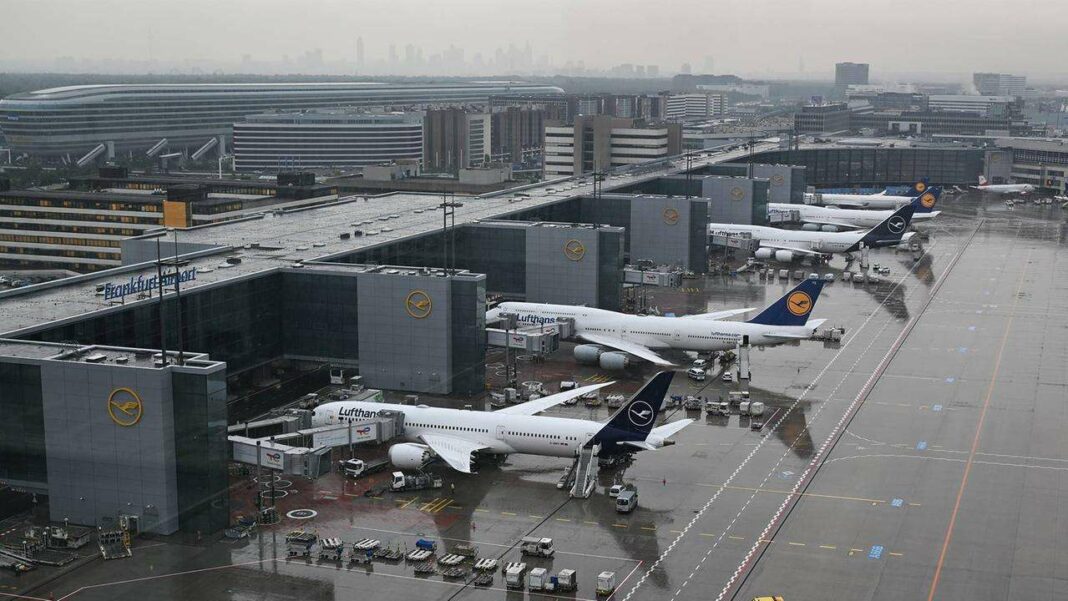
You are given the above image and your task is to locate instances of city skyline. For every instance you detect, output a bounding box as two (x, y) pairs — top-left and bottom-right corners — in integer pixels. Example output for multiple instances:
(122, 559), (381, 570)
(2, 0), (1067, 81)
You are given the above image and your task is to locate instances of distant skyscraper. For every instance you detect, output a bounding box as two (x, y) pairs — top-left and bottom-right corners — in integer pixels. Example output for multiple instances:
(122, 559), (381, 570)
(681, 62), (692, 75)
(356, 37), (365, 69)
(973, 72), (1026, 97)
(835, 62), (869, 86)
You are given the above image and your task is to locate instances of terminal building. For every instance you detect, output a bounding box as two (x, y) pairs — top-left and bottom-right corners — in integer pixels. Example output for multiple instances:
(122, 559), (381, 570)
(0, 82), (563, 159)
(232, 110), (425, 172)
(0, 141), (995, 536)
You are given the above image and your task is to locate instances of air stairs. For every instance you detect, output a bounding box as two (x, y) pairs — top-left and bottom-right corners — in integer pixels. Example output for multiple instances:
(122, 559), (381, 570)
(569, 444), (599, 499)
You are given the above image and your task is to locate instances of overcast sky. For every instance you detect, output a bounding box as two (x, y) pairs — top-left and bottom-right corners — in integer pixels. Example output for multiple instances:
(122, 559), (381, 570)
(2, 0), (1066, 79)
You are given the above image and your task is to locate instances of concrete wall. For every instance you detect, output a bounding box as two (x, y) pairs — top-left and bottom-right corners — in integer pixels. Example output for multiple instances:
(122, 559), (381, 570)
(984, 149), (1013, 183)
(121, 238), (222, 266)
(628, 196), (698, 270)
(524, 224), (623, 309)
(701, 176), (770, 225)
(749, 164), (804, 204)
(356, 270), (485, 394)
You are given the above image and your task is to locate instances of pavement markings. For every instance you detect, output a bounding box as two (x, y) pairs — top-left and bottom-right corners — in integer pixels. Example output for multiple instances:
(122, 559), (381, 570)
(927, 245), (1032, 601)
(500, 511), (516, 516)
(819, 545), (837, 550)
(787, 542), (805, 547)
(696, 482), (887, 505)
(555, 518), (572, 522)
(641, 526), (657, 531)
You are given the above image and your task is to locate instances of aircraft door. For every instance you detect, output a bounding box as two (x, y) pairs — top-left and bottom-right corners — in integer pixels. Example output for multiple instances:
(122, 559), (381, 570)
(496, 425), (507, 440)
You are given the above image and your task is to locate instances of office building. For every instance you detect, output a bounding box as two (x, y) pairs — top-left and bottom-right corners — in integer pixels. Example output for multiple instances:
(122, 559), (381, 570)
(232, 110), (424, 172)
(423, 108), (492, 172)
(994, 138), (1068, 193)
(973, 73), (1027, 97)
(926, 95), (1019, 117)
(543, 116), (682, 178)
(0, 82), (563, 158)
(490, 106), (546, 164)
(665, 93), (728, 121)
(0, 168), (337, 271)
(793, 103), (851, 133)
(835, 62), (870, 87)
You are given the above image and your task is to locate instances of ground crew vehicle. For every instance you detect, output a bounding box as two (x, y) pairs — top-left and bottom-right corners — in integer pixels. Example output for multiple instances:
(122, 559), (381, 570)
(340, 458), (389, 478)
(519, 536), (555, 557)
(616, 489), (638, 513)
(597, 571), (617, 595)
(505, 563), (528, 589)
(390, 471), (443, 491)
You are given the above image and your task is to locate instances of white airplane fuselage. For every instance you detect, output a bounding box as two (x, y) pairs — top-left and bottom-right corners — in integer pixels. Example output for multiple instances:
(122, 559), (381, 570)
(710, 223), (870, 254)
(495, 302), (818, 352)
(312, 401), (607, 458)
(976, 183), (1036, 194)
(769, 203), (937, 229)
(806, 192), (915, 210)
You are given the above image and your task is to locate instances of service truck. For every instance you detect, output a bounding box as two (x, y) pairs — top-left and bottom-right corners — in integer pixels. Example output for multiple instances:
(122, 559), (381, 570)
(340, 458), (389, 479)
(390, 471), (443, 492)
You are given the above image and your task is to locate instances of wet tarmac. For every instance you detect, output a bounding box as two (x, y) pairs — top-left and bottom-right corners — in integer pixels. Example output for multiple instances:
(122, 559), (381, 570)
(5, 192), (1065, 601)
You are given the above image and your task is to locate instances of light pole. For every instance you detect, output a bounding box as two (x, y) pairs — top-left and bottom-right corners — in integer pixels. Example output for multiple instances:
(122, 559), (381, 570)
(218, 154), (234, 179)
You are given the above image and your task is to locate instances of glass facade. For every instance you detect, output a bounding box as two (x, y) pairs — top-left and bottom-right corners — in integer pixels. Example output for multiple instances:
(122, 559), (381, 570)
(0, 362), (45, 485)
(30, 274), (284, 374)
(749, 148), (985, 187)
(172, 369), (230, 534)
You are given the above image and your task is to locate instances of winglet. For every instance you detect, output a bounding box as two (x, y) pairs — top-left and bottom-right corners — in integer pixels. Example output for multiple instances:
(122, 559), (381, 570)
(747, 279), (825, 327)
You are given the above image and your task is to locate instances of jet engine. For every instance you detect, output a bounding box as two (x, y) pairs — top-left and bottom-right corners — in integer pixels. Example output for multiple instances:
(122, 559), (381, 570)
(574, 344), (604, 364)
(754, 247), (774, 260)
(774, 250), (794, 262)
(388, 443), (433, 470)
(801, 223), (820, 231)
(598, 351), (630, 370)
(820, 225), (840, 232)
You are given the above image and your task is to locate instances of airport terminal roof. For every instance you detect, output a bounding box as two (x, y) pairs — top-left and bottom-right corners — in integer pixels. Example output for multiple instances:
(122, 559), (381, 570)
(0, 143), (776, 337)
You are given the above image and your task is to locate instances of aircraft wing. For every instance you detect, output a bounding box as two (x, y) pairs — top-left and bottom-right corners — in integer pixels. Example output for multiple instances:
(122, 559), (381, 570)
(417, 434), (489, 474)
(622, 419), (695, 450)
(495, 381), (614, 416)
(763, 318), (827, 339)
(578, 332), (675, 366)
(802, 217), (864, 230)
(651, 419), (695, 440)
(757, 241), (827, 257)
(681, 308), (756, 321)
(826, 201), (870, 209)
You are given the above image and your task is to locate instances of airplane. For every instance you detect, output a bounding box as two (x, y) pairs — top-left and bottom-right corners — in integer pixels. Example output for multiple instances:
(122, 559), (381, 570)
(311, 371), (690, 473)
(711, 194), (920, 264)
(807, 180), (932, 210)
(488, 278), (827, 368)
(973, 175), (1036, 195)
(770, 186), (941, 231)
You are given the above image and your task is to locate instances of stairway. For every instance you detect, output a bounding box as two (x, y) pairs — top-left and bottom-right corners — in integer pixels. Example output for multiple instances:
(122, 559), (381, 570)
(569, 444), (599, 499)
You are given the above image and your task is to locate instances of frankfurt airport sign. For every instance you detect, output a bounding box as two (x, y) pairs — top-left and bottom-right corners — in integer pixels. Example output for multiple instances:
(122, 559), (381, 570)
(103, 268), (198, 301)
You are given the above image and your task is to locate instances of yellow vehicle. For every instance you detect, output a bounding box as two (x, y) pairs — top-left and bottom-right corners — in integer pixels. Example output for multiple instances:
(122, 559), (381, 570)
(753, 596), (785, 601)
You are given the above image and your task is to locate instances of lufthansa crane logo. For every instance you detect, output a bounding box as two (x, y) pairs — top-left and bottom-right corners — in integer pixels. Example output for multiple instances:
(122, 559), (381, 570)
(771, 174), (785, 186)
(914, 181), (928, 192)
(405, 290), (432, 319)
(920, 192), (936, 209)
(663, 208), (680, 225)
(730, 187), (745, 201)
(628, 400), (655, 427)
(887, 215), (907, 234)
(107, 388), (143, 427)
(564, 239), (586, 261)
(786, 291), (813, 317)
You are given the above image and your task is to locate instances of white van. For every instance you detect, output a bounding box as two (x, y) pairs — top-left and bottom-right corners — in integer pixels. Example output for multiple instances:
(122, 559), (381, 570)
(616, 490), (638, 513)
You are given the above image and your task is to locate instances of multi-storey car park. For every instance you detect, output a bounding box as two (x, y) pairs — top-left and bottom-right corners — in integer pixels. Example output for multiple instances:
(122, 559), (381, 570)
(232, 110), (425, 172)
(0, 81), (564, 159)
